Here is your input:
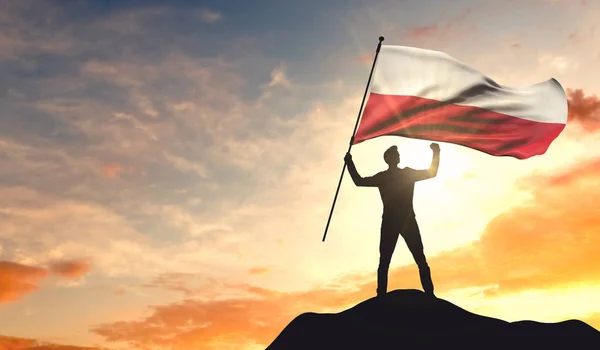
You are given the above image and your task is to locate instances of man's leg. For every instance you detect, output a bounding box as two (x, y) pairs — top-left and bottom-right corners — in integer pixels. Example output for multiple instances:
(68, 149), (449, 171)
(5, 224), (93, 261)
(377, 220), (400, 296)
(401, 217), (434, 295)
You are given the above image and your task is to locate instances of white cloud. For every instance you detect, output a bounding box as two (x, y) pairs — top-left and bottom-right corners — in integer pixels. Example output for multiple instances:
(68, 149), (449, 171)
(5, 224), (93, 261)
(198, 8), (223, 23)
(161, 205), (231, 238)
(161, 151), (208, 179)
(538, 54), (579, 74)
(267, 64), (291, 88)
(92, 6), (171, 35)
(114, 112), (159, 141)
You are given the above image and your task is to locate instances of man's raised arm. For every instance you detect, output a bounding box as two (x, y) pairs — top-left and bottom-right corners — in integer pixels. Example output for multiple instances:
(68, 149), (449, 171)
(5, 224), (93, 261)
(412, 143), (441, 181)
(344, 153), (379, 187)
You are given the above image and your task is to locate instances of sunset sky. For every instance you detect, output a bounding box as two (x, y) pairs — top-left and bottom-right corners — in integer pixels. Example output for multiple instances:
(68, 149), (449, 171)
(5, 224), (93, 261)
(1, 0), (600, 349)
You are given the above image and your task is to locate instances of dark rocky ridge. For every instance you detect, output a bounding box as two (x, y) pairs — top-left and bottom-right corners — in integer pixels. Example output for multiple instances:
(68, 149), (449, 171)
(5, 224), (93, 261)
(266, 289), (600, 349)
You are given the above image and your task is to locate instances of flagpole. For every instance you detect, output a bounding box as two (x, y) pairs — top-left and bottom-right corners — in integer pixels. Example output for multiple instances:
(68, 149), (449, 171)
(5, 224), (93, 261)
(321, 36), (385, 242)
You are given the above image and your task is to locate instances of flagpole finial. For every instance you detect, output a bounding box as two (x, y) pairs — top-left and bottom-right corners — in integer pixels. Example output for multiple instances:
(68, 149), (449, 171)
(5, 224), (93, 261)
(376, 36), (385, 53)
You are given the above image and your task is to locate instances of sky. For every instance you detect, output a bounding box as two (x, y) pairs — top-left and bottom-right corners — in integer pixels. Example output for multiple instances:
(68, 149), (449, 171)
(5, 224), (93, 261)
(0, 0), (600, 348)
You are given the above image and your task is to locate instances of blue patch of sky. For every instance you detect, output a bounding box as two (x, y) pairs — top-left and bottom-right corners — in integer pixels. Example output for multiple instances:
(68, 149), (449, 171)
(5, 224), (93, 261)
(41, 1), (373, 90)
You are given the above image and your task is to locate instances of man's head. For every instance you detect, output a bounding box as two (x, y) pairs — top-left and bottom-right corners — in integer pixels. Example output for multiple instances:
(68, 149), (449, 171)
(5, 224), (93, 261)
(383, 145), (400, 166)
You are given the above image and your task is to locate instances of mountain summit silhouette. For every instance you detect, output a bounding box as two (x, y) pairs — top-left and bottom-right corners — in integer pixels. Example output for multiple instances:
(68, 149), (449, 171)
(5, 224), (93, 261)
(266, 289), (600, 349)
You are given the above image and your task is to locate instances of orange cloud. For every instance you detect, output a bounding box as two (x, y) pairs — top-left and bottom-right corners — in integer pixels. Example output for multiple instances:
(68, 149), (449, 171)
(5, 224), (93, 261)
(0, 259), (92, 303)
(0, 335), (34, 350)
(50, 259), (91, 279)
(0, 262), (48, 303)
(402, 10), (471, 40)
(566, 89), (600, 131)
(530, 157), (600, 187)
(248, 267), (269, 275)
(403, 25), (440, 39)
(0, 335), (106, 350)
(91, 283), (374, 350)
(355, 54), (374, 64)
(100, 164), (123, 178)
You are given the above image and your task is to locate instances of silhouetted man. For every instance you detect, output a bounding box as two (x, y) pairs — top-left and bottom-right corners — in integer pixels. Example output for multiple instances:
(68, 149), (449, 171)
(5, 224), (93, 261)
(344, 143), (440, 297)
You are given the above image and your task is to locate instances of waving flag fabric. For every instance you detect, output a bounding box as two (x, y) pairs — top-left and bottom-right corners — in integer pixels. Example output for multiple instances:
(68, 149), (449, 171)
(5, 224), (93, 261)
(353, 45), (568, 159)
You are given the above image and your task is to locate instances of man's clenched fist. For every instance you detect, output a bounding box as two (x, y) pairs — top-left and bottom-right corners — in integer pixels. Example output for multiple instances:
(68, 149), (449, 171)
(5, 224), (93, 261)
(344, 152), (352, 163)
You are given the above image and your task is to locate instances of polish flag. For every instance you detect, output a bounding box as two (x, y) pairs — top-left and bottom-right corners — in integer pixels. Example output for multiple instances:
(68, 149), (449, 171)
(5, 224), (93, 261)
(353, 45), (568, 159)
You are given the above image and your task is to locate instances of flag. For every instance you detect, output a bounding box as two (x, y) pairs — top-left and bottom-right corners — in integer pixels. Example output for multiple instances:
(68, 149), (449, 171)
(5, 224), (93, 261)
(353, 45), (568, 159)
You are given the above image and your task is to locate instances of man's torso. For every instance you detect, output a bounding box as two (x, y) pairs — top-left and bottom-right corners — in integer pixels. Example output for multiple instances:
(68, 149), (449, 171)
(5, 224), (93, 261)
(375, 167), (418, 221)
